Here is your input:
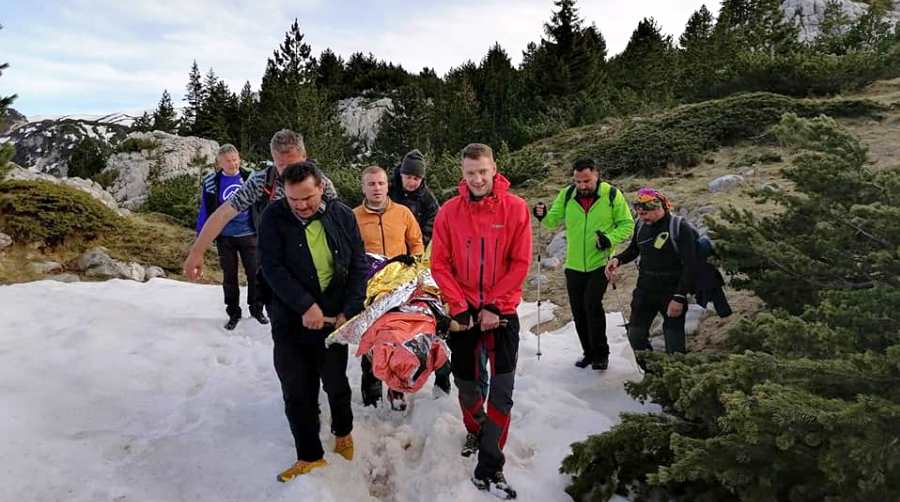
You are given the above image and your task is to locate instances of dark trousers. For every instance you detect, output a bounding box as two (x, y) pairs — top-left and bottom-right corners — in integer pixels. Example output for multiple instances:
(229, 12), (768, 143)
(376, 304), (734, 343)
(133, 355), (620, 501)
(273, 335), (353, 462)
(565, 267), (610, 362)
(216, 235), (261, 319)
(447, 315), (519, 478)
(627, 287), (687, 355)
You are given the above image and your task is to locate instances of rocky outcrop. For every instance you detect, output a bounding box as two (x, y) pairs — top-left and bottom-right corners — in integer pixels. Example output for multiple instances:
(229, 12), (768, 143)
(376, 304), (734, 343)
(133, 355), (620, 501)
(102, 131), (219, 209)
(337, 97), (393, 149)
(74, 247), (147, 282)
(709, 174), (745, 193)
(5, 165), (123, 213)
(4, 166), (124, 214)
(1, 108), (27, 136)
(0, 114), (130, 176)
(783, 0), (900, 41)
(0, 232), (11, 249)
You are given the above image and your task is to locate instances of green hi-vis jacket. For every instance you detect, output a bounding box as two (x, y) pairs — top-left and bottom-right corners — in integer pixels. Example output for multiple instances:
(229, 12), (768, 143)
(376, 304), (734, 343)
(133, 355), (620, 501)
(542, 182), (635, 272)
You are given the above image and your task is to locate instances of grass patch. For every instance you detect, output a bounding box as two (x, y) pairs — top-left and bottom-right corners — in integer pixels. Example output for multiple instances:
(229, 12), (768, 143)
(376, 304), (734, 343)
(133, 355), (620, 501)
(0, 180), (123, 246)
(142, 174), (200, 228)
(116, 137), (161, 153)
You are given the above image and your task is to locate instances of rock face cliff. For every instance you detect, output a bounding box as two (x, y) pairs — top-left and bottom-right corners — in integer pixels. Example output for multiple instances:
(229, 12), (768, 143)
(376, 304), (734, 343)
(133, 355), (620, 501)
(0, 108), (27, 136)
(102, 131), (219, 209)
(783, 0), (900, 41)
(337, 96), (393, 150)
(0, 114), (131, 176)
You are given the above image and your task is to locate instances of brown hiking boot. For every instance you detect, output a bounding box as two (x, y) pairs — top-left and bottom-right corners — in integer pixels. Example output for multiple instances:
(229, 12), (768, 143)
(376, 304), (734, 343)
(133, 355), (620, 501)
(276, 458), (327, 482)
(334, 433), (354, 461)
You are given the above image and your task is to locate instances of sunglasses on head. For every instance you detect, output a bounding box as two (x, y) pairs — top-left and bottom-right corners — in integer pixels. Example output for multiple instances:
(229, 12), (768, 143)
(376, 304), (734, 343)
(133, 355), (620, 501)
(633, 201), (662, 211)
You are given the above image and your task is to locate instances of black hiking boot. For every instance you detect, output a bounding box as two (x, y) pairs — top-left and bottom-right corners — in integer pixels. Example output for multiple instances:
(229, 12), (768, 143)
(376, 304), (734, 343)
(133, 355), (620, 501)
(387, 389), (407, 411)
(574, 356), (591, 368)
(472, 471), (517, 499)
(250, 309), (269, 325)
(592, 357), (609, 370)
(434, 374), (452, 397)
(461, 432), (479, 457)
(224, 316), (240, 330)
(362, 381), (383, 407)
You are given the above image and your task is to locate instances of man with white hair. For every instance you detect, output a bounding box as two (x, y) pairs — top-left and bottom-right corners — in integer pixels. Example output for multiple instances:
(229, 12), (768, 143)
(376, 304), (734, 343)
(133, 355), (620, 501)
(195, 144), (266, 329)
(183, 129), (337, 283)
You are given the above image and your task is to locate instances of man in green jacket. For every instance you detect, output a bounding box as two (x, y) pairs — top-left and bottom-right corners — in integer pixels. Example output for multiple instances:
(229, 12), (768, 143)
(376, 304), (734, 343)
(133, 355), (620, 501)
(535, 158), (634, 370)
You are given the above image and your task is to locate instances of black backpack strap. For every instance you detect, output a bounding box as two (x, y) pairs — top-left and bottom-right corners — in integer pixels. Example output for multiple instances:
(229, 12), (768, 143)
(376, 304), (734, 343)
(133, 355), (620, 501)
(608, 185), (618, 207)
(563, 184), (576, 206)
(263, 164), (278, 201)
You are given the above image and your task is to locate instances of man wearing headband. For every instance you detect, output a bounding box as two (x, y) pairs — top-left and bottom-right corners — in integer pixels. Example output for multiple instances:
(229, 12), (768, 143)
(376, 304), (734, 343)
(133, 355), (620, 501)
(534, 157), (634, 370)
(605, 188), (697, 363)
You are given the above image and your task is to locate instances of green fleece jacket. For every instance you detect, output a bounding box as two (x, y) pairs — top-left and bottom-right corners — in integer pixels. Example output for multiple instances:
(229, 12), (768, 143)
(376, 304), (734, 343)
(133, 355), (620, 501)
(542, 182), (635, 272)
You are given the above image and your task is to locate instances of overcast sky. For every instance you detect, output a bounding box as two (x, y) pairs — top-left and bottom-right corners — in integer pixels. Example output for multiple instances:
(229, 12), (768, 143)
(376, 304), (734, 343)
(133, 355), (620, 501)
(1, 1), (719, 117)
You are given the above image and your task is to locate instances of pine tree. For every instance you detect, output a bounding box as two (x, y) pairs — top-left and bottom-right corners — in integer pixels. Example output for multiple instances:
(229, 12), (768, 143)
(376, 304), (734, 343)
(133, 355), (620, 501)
(680, 5), (715, 50)
(845, 2), (896, 53)
(561, 114), (900, 501)
(151, 90), (179, 133)
(814, 0), (852, 55)
(194, 71), (238, 143)
(258, 19), (317, 151)
(180, 60), (203, 135)
(269, 18), (314, 86)
(744, 0), (800, 56)
(315, 48), (346, 96)
(131, 112), (153, 132)
(536, 0), (606, 96)
(607, 18), (676, 103)
(0, 24), (16, 174)
(237, 81), (259, 159)
(677, 5), (719, 99)
(474, 43), (521, 148)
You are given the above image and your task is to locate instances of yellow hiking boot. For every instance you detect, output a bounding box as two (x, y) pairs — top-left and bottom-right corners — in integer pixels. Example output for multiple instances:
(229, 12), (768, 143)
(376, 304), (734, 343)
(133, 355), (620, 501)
(276, 458), (327, 482)
(334, 433), (354, 461)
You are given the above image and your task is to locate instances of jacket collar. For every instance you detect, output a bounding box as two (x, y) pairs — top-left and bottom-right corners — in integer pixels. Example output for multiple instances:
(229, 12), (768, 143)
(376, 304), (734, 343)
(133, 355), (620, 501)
(457, 173), (511, 203)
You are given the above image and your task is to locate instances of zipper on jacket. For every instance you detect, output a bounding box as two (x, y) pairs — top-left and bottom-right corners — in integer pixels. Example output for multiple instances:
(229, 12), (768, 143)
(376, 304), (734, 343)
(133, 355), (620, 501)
(479, 238), (485, 307)
(465, 239), (471, 281)
(492, 238), (499, 289)
(583, 216), (588, 272)
(378, 213), (386, 255)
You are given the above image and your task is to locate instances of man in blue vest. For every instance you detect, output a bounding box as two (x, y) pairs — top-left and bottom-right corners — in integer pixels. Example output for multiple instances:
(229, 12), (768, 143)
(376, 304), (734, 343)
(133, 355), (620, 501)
(195, 144), (269, 330)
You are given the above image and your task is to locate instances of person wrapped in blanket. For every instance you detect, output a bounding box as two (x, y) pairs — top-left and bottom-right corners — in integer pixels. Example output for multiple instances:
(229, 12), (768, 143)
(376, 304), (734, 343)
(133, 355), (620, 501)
(326, 252), (453, 411)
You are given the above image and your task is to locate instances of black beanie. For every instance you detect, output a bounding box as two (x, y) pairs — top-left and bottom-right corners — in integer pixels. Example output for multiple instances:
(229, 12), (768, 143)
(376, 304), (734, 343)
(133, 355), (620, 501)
(400, 149), (426, 177)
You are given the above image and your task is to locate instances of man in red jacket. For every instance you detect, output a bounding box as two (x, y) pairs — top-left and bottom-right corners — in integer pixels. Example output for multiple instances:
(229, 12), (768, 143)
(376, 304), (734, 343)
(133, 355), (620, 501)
(431, 143), (531, 500)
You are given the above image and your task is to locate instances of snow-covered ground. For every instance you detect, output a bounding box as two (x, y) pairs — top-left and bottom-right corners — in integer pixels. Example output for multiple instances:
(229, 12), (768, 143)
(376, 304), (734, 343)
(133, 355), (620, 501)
(0, 279), (656, 502)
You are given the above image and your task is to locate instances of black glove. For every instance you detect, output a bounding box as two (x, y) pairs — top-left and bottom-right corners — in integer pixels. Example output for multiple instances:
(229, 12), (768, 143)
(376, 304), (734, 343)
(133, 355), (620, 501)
(532, 202), (547, 221)
(596, 231), (611, 250)
(452, 311), (472, 328)
(386, 254), (416, 266)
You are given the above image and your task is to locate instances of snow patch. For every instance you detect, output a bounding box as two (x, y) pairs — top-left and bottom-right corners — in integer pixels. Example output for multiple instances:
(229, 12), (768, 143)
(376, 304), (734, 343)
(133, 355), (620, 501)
(0, 279), (654, 501)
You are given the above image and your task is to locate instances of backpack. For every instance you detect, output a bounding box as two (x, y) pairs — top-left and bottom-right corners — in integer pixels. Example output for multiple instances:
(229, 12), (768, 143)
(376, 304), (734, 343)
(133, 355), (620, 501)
(636, 214), (714, 259)
(563, 183), (618, 210)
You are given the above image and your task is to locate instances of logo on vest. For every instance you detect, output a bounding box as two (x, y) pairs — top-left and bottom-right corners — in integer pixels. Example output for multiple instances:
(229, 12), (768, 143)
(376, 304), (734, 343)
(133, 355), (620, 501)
(223, 183), (242, 201)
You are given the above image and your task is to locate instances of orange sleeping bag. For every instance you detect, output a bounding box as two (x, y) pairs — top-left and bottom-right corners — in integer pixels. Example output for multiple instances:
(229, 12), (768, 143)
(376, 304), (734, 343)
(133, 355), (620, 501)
(356, 307), (450, 394)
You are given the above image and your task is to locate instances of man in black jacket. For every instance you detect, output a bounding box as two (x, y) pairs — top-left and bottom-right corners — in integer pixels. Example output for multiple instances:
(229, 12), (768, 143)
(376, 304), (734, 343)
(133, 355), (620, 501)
(257, 161), (368, 482)
(388, 149), (440, 245)
(605, 188), (696, 364)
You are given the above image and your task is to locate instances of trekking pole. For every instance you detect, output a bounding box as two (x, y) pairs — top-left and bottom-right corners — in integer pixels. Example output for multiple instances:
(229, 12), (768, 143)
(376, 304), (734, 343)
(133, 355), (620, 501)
(532, 202), (547, 360)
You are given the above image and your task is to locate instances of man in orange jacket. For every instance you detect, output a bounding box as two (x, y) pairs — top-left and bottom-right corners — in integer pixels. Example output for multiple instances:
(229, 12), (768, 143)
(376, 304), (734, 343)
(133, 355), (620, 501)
(353, 166), (424, 259)
(431, 143), (531, 500)
(353, 165), (424, 410)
